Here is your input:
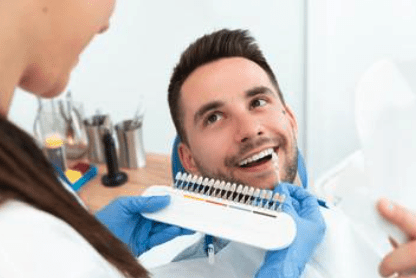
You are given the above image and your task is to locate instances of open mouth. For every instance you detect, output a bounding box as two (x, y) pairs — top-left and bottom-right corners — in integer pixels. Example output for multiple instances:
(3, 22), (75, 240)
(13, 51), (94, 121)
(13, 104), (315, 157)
(238, 147), (277, 168)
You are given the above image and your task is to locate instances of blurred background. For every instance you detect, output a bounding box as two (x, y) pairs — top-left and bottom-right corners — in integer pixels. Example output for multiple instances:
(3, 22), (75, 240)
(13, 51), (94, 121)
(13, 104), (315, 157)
(9, 0), (416, 184)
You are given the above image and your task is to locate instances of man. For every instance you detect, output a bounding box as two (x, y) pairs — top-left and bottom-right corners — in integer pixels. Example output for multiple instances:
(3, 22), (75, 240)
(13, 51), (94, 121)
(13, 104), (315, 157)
(145, 29), (322, 278)
(146, 29), (380, 278)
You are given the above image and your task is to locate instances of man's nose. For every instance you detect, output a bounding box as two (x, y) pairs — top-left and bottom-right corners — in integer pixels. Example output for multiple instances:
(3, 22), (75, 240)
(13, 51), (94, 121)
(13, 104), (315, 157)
(234, 113), (264, 143)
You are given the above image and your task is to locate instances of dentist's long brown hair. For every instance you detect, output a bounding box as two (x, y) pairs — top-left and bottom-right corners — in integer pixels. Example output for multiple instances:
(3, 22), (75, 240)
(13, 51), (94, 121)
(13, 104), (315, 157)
(0, 116), (148, 278)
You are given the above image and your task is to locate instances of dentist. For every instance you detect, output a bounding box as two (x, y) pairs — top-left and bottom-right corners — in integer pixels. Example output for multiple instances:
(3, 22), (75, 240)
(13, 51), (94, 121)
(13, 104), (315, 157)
(0, 0), (191, 277)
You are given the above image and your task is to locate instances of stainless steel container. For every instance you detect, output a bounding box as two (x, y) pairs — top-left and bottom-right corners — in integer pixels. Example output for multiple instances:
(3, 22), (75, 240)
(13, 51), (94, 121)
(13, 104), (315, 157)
(84, 115), (113, 164)
(115, 119), (146, 168)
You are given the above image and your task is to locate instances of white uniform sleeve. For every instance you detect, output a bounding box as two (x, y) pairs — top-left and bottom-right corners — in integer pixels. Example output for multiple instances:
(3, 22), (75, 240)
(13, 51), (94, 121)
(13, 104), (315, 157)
(0, 201), (124, 278)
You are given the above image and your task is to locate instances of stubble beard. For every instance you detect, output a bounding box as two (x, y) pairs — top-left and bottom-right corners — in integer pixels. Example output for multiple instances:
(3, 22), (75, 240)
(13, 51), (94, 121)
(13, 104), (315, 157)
(192, 134), (299, 188)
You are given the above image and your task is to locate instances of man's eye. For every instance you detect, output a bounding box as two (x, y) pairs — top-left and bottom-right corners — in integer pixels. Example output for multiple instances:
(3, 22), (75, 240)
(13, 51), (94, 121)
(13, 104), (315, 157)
(251, 98), (267, 108)
(205, 113), (222, 125)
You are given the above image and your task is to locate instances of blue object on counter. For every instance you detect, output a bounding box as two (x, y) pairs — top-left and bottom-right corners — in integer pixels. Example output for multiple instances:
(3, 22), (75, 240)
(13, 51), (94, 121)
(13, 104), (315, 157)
(53, 163), (98, 192)
(71, 164), (98, 191)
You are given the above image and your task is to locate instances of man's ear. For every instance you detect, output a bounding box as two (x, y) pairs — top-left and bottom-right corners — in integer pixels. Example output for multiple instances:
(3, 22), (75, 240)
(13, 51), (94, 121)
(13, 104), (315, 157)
(178, 142), (199, 174)
(284, 105), (298, 138)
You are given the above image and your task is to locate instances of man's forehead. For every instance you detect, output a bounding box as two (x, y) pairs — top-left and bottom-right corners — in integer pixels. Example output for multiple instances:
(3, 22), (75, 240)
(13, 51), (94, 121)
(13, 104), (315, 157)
(180, 57), (277, 110)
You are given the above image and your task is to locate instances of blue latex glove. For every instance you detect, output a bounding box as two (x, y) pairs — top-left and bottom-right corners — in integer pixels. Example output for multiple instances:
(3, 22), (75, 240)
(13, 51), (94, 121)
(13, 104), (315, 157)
(95, 195), (194, 257)
(255, 183), (326, 278)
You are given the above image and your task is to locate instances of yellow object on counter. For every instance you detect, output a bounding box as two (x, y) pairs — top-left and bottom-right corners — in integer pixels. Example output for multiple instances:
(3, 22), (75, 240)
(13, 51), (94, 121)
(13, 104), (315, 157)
(45, 134), (64, 148)
(65, 169), (82, 183)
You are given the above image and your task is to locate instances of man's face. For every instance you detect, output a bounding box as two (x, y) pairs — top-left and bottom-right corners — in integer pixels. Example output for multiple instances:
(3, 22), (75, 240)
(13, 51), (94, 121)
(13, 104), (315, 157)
(178, 57), (299, 189)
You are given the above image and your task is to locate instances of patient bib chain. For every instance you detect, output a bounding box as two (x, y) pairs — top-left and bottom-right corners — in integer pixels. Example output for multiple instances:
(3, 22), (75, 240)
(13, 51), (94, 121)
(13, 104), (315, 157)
(205, 235), (215, 265)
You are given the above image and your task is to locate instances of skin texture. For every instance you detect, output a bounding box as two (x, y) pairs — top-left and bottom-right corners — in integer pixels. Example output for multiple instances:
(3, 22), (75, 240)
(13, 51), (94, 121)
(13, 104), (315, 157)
(0, 0), (115, 116)
(378, 198), (416, 277)
(178, 57), (299, 189)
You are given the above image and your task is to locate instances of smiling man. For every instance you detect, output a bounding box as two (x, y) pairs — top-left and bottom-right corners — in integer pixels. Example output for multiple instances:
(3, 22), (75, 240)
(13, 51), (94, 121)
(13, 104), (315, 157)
(144, 28), (387, 278)
(169, 30), (299, 189)
(157, 29), (326, 278)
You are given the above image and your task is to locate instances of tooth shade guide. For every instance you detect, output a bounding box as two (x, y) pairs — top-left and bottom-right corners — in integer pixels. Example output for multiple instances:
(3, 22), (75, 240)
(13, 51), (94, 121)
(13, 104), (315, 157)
(143, 173), (297, 250)
(172, 172), (284, 214)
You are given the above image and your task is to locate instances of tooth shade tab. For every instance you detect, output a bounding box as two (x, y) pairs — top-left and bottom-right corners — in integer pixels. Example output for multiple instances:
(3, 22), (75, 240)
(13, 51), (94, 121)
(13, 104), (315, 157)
(189, 175), (198, 191)
(180, 173), (188, 181)
(177, 172), (187, 189)
(272, 192), (280, 201)
(253, 188), (261, 198)
(265, 190), (273, 208)
(183, 174), (193, 190)
(217, 181), (226, 197)
(213, 180), (221, 192)
(234, 184), (244, 202)
(227, 183), (236, 200)
(270, 192), (280, 210)
(252, 188), (261, 206)
(174, 172), (182, 188)
(197, 177), (209, 193)
(245, 187), (255, 204)
(224, 182), (231, 192)
(193, 177), (203, 192)
(241, 185), (249, 203)
(258, 190), (268, 207)
(204, 179), (215, 195)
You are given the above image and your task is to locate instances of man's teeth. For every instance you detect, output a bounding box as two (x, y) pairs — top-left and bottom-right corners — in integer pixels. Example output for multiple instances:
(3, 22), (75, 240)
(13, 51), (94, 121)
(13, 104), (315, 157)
(239, 148), (274, 166)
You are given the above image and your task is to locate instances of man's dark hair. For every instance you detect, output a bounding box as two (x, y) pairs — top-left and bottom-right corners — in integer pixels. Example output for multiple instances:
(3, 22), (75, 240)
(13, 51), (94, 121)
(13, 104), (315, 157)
(168, 29), (285, 145)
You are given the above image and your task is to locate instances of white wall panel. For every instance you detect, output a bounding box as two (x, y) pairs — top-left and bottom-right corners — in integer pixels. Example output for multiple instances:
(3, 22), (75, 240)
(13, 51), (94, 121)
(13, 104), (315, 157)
(9, 1), (305, 156)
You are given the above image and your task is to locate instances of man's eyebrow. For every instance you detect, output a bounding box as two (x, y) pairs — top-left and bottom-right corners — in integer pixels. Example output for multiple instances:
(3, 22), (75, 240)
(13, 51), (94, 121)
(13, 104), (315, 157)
(194, 100), (224, 126)
(245, 86), (276, 98)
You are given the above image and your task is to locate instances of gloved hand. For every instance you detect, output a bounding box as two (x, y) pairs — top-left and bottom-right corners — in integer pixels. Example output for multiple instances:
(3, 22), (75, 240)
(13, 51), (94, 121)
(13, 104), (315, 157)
(95, 195), (194, 257)
(255, 183), (326, 278)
